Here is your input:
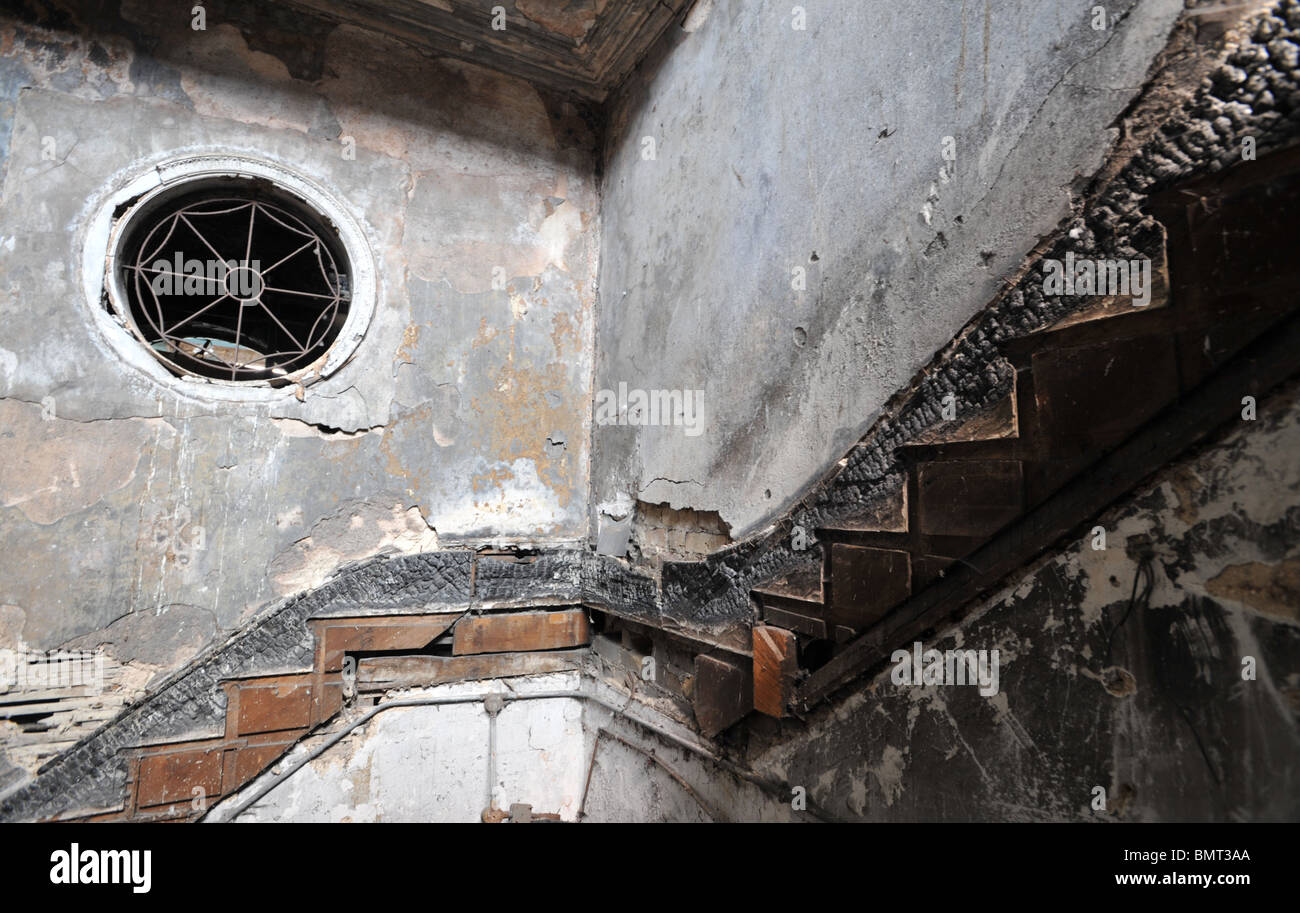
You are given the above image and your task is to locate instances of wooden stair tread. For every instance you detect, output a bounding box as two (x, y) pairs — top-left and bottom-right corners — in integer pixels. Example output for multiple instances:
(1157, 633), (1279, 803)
(1034, 226), (1171, 336)
(906, 386), (1018, 449)
(1040, 282), (1168, 333)
(759, 604), (828, 638)
(1001, 305), (1173, 364)
(822, 475), (908, 533)
(751, 563), (823, 604)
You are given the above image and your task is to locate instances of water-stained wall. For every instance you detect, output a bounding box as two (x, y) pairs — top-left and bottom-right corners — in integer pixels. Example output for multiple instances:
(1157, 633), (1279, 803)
(0, 0), (599, 781)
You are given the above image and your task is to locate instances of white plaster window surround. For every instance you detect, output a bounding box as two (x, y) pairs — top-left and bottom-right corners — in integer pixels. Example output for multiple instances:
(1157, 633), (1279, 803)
(81, 153), (377, 404)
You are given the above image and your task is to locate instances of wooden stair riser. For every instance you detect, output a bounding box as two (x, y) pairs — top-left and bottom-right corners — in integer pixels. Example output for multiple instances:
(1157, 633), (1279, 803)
(825, 543), (911, 639)
(914, 459), (1026, 540)
(1029, 334), (1181, 461)
(451, 608), (590, 655)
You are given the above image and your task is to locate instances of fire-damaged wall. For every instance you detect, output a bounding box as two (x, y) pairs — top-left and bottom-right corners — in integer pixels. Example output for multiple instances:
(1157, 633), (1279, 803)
(0, 0), (599, 786)
(735, 380), (1300, 822)
(1, 0), (1297, 822)
(209, 669), (801, 824)
(570, 379), (1300, 822)
(591, 0), (1189, 542)
(191, 370), (1300, 822)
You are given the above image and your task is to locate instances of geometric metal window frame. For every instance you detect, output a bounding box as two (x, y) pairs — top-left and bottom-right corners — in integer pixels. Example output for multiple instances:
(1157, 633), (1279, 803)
(117, 181), (350, 383)
(82, 155), (376, 401)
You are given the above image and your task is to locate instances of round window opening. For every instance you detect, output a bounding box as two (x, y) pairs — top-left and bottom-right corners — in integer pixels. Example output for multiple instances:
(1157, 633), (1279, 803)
(113, 176), (352, 384)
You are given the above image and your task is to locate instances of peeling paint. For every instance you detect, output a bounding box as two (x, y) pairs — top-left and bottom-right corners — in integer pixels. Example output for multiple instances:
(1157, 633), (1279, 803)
(0, 399), (170, 525)
(0, 0), (598, 714)
(1206, 557), (1300, 623)
(269, 502), (438, 596)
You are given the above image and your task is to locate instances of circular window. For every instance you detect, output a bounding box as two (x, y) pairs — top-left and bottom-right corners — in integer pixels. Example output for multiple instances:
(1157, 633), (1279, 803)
(85, 155), (376, 398)
(116, 178), (349, 383)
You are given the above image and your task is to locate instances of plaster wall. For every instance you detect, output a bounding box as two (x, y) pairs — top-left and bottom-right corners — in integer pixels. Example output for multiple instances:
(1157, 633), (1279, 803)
(225, 670), (801, 823)
(229, 673), (591, 823)
(592, 0), (1186, 540)
(743, 381), (1300, 821)
(0, 0), (599, 774)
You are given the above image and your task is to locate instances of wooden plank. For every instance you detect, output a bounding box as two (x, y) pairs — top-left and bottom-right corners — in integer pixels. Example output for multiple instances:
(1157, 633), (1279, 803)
(1032, 335), (1180, 459)
(135, 745), (224, 809)
(312, 613), (461, 671)
(752, 626), (798, 718)
(0, 700), (99, 718)
(232, 677), (315, 736)
(916, 459), (1025, 539)
(692, 653), (752, 738)
(759, 603), (828, 638)
(0, 686), (98, 705)
(827, 544), (911, 634)
(227, 741), (299, 794)
(452, 609), (590, 655)
(357, 649), (587, 691)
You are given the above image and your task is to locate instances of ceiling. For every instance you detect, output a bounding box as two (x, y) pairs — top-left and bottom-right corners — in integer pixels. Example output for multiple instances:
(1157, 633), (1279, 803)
(278, 0), (693, 101)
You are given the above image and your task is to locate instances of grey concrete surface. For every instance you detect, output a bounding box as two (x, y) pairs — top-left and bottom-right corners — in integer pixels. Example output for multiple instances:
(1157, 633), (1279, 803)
(593, 0), (1184, 538)
(0, 5), (599, 679)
